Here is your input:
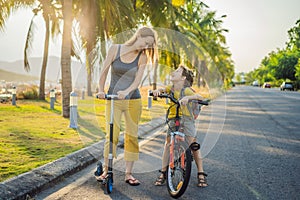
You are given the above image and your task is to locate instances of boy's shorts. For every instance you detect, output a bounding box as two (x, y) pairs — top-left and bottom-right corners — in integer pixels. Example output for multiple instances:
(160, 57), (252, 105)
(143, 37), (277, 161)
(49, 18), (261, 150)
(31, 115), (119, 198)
(167, 116), (196, 138)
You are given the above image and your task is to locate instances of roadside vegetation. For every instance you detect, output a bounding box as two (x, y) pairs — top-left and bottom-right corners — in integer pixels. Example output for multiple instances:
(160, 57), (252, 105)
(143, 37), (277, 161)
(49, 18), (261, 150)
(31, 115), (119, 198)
(241, 20), (300, 89)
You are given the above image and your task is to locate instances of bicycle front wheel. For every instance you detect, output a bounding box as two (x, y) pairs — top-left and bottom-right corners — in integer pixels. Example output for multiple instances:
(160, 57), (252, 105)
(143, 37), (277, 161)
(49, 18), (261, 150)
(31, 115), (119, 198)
(166, 141), (192, 199)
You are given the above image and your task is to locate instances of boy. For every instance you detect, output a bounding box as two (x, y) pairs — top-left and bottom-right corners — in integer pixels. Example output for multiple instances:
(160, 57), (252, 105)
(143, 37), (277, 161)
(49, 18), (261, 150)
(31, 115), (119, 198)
(152, 65), (208, 187)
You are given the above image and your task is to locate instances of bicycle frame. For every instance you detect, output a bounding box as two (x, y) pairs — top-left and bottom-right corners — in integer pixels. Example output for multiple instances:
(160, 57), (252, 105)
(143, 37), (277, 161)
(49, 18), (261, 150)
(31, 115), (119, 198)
(168, 101), (185, 170)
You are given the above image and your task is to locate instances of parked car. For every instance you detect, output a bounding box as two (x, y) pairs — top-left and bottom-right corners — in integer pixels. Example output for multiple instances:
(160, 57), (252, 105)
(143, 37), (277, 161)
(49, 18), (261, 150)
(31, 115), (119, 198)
(252, 80), (259, 87)
(280, 82), (294, 91)
(262, 82), (271, 88)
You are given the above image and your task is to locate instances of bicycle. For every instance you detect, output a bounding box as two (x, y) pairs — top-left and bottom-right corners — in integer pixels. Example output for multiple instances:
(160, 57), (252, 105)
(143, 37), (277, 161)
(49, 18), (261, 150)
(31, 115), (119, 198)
(94, 94), (118, 194)
(149, 91), (209, 198)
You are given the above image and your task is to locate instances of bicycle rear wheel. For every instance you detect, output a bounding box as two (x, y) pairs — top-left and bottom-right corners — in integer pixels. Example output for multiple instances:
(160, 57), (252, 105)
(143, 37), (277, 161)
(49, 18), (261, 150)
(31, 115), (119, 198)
(166, 141), (192, 199)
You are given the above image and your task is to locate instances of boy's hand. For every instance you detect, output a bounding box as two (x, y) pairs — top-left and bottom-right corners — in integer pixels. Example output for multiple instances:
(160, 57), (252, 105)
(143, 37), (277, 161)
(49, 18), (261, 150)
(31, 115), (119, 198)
(179, 96), (189, 106)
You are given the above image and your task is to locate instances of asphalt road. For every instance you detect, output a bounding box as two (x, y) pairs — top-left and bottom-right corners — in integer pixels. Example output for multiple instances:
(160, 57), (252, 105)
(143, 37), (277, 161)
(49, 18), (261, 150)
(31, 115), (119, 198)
(34, 86), (300, 200)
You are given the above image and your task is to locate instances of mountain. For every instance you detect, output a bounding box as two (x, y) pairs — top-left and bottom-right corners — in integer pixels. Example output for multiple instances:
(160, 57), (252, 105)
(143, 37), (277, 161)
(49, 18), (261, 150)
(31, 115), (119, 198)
(0, 69), (39, 82)
(0, 56), (86, 85)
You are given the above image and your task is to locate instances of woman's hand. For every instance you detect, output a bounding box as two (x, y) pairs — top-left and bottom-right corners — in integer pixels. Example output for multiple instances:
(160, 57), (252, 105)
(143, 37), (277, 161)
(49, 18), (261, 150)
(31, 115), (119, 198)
(152, 90), (160, 97)
(96, 92), (106, 99)
(117, 91), (128, 99)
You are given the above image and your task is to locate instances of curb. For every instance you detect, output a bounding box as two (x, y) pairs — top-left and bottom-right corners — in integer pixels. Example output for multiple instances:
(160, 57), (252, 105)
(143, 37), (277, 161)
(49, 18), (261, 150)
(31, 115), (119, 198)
(0, 117), (165, 200)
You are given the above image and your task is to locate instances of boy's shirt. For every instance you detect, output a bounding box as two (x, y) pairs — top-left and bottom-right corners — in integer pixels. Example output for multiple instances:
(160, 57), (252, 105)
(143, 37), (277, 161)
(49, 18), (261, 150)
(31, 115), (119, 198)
(165, 85), (195, 118)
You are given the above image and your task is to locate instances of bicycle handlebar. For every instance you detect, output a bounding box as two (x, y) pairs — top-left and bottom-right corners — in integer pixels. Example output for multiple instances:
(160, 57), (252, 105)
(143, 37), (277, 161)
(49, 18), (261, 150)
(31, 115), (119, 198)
(148, 90), (210, 106)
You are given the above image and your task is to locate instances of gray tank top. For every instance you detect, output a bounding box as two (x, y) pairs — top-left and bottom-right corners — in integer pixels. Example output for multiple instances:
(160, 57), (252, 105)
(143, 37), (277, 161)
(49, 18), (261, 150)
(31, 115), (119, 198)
(108, 45), (142, 99)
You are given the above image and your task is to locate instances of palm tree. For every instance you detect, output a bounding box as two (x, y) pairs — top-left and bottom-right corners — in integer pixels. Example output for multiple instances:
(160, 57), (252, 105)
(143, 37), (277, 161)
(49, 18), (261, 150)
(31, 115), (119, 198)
(135, 1), (235, 90)
(24, 0), (62, 100)
(133, 0), (177, 91)
(61, 0), (73, 118)
(0, 0), (35, 31)
(71, 0), (99, 97)
(0, 0), (59, 100)
(72, 0), (136, 96)
(170, 1), (233, 86)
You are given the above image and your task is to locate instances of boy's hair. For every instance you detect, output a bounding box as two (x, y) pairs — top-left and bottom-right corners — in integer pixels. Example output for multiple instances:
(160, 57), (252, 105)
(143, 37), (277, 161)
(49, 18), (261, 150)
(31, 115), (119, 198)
(179, 65), (194, 87)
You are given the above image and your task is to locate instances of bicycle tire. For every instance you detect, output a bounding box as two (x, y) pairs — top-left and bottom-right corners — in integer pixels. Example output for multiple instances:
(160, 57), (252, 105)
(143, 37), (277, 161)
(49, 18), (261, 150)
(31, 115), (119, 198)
(166, 141), (192, 199)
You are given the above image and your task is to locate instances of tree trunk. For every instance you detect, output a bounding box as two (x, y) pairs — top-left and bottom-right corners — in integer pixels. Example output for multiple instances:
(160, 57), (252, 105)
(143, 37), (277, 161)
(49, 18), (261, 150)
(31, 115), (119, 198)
(195, 58), (201, 88)
(39, 16), (50, 100)
(87, 53), (92, 96)
(152, 59), (158, 100)
(200, 60), (207, 87)
(61, 0), (73, 118)
(152, 59), (158, 90)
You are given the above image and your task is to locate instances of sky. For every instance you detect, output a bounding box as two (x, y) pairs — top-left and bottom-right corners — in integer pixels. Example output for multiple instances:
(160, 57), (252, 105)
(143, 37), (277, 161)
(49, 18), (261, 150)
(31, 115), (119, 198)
(202, 0), (300, 73)
(0, 8), (61, 62)
(0, 0), (299, 73)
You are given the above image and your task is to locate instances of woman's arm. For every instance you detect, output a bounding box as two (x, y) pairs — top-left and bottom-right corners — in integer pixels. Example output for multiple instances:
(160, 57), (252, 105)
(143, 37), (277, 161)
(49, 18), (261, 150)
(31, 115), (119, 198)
(97, 45), (118, 98)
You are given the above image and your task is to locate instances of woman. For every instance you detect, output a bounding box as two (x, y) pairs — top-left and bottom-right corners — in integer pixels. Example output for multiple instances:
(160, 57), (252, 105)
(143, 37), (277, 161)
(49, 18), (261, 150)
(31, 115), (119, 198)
(96, 27), (158, 186)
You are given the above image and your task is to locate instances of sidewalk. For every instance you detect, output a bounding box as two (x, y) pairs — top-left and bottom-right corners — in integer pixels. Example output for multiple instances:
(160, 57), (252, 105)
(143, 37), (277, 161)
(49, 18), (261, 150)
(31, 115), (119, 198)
(0, 117), (165, 200)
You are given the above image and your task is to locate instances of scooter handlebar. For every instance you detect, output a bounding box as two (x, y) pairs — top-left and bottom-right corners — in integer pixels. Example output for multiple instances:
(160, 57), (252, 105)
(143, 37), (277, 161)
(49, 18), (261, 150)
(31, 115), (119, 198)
(96, 94), (119, 100)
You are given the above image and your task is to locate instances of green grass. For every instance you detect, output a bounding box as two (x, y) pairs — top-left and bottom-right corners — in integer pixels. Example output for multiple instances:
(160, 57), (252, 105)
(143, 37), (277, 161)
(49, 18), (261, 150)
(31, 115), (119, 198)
(0, 100), (84, 182)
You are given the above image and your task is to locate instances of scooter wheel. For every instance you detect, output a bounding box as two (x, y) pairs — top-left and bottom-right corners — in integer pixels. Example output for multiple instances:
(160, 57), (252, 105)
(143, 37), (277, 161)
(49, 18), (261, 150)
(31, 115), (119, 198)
(106, 177), (113, 193)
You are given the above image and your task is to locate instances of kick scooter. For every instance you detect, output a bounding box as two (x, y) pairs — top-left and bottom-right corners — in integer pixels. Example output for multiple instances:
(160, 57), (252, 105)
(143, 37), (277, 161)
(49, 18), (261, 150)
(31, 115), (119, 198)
(95, 94), (118, 194)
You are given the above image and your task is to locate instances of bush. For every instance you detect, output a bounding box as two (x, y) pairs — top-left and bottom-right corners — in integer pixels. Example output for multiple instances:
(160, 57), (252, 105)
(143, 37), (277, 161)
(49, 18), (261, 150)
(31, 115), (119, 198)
(16, 85), (39, 100)
(294, 80), (300, 90)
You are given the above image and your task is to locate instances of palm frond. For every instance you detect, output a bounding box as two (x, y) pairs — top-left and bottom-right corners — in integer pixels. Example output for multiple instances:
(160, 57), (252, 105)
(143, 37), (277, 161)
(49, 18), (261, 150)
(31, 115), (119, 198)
(24, 14), (37, 72)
